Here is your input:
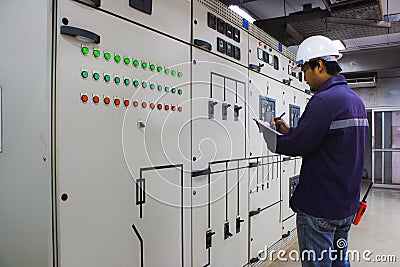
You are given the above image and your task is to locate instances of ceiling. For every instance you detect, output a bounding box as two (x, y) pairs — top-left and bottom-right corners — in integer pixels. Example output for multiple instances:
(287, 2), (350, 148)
(219, 0), (400, 51)
(218, 0), (400, 78)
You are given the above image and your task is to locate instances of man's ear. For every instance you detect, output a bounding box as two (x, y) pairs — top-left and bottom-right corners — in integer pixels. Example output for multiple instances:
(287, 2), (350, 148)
(317, 60), (325, 73)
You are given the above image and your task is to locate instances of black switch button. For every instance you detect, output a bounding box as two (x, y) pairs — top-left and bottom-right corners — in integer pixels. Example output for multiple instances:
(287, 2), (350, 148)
(217, 37), (226, 54)
(263, 51), (270, 64)
(226, 23), (233, 39)
(233, 27), (240, 43)
(273, 55), (279, 70)
(234, 46), (241, 60)
(217, 18), (226, 34)
(226, 42), (233, 57)
(207, 12), (216, 29)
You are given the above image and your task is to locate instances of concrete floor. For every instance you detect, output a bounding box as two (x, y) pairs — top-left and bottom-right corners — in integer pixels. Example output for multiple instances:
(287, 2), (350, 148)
(266, 181), (400, 267)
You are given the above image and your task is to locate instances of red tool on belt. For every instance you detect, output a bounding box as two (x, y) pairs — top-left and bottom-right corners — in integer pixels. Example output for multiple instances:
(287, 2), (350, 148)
(353, 182), (373, 225)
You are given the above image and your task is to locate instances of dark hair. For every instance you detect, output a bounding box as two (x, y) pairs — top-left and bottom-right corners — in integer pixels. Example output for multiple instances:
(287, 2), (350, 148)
(308, 59), (342, 75)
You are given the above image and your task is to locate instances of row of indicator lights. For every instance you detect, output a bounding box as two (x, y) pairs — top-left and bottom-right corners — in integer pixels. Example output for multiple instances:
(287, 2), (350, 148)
(80, 94), (183, 112)
(81, 70), (183, 95)
(81, 46), (183, 78)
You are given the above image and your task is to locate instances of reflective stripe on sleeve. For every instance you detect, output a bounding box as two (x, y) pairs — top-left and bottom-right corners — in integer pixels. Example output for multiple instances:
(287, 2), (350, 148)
(330, 118), (369, 130)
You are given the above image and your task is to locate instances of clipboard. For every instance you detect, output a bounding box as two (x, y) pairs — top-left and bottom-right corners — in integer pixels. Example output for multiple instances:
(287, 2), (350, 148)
(252, 118), (282, 136)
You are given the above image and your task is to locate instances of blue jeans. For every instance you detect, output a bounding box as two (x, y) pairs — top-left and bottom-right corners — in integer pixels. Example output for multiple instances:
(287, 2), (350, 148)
(296, 210), (355, 267)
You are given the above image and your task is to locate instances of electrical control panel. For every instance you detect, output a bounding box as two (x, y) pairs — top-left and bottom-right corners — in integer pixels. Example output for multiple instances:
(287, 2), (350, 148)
(193, 1), (248, 67)
(57, 1), (191, 266)
(0, 0), (312, 267)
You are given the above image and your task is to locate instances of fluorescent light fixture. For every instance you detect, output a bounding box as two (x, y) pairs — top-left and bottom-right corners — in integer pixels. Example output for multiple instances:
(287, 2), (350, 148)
(229, 5), (256, 23)
(333, 40), (346, 51)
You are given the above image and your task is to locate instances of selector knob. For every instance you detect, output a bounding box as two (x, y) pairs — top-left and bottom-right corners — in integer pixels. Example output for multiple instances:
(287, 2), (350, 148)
(234, 104), (242, 121)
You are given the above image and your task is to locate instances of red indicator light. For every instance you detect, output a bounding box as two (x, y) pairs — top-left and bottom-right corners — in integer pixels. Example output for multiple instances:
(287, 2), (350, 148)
(178, 106), (183, 112)
(171, 105), (176, 111)
(81, 94), (89, 103)
(142, 102), (147, 108)
(104, 97), (111, 105)
(150, 103), (155, 109)
(165, 105), (170, 111)
(133, 101), (139, 107)
(93, 95), (99, 103)
(124, 99), (130, 107)
(157, 103), (163, 110)
(114, 98), (121, 106)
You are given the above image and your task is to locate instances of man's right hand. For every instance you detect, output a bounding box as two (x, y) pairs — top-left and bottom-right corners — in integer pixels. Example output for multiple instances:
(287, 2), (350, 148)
(271, 117), (290, 134)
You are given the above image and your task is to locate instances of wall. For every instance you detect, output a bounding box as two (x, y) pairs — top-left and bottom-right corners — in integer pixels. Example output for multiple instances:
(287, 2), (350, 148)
(353, 77), (400, 109)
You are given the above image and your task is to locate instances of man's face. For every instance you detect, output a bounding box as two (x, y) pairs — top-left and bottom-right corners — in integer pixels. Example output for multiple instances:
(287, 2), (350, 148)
(301, 63), (319, 92)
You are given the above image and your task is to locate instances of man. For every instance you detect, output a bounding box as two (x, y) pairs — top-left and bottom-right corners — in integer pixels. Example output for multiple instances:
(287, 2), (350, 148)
(263, 36), (368, 267)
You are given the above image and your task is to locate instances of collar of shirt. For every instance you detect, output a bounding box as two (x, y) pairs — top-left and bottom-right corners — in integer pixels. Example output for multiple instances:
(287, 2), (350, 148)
(315, 74), (348, 94)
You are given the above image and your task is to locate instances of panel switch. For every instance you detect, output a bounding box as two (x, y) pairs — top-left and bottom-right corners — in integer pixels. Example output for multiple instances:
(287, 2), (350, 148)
(234, 104), (242, 121)
(236, 215), (245, 233)
(222, 102), (231, 120)
(206, 228), (216, 249)
(224, 221), (233, 240)
(208, 99), (218, 119)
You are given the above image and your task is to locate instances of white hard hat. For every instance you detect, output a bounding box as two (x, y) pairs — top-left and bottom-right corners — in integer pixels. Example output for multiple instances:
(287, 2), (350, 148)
(293, 35), (342, 72)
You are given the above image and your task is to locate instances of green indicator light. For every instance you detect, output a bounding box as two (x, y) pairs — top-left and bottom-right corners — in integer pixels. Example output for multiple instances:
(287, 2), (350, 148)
(165, 68), (170, 74)
(104, 52), (111, 60)
(158, 85), (163, 91)
(93, 49), (101, 58)
(93, 72), (100, 80)
(133, 60), (139, 67)
(178, 72), (183, 78)
(124, 78), (130, 86)
(157, 66), (163, 72)
(114, 55), (121, 62)
(150, 64), (155, 71)
(142, 62), (148, 69)
(81, 47), (89, 55)
(165, 86), (170, 92)
(171, 70), (177, 76)
(142, 82), (147, 88)
(124, 57), (131, 65)
(115, 76), (121, 84)
(104, 74), (111, 82)
(178, 89), (183, 95)
(171, 88), (177, 93)
(133, 80), (139, 87)
(81, 70), (88, 78)
(150, 84), (155, 90)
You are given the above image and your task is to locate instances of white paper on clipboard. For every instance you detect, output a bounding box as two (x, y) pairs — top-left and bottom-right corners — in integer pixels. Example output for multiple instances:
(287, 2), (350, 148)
(252, 118), (282, 136)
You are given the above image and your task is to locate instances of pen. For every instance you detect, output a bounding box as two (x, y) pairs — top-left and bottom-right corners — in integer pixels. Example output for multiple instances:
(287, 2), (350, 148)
(274, 112), (286, 121)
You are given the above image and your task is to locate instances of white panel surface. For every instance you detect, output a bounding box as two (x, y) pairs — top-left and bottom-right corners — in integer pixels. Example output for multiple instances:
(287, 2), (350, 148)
(57, 1), (191, 266)
(95, 0), (191, 43)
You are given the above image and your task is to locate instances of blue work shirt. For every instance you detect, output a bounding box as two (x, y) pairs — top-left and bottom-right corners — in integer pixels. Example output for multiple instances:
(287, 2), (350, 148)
(276, 75), (368, 220)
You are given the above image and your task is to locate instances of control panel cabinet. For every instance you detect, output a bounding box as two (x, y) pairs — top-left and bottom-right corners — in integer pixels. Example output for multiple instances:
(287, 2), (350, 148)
(0, 0), (313, 266)
(191, 47), (248, 267)
(57, 1), (191, 266)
